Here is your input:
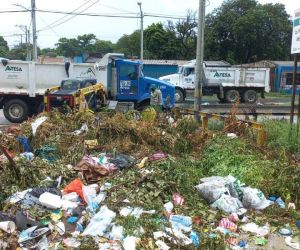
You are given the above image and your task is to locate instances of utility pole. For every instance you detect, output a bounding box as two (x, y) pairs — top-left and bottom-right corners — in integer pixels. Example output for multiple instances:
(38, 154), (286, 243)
(27, 29), (31, 61)
(31, 0), (38, 61)
(290, 54), (298, 124)
(137, 2), (144, 61)
(16, 25), (30, 61)
(194, 0), (206, 120)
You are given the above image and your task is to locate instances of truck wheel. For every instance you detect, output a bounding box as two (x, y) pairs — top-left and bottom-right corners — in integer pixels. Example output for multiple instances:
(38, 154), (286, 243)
(175, 88), (184, 103)
(225, 90), (240, 103)
(243, 90), (258, 103)
(3, 99), (29, 123)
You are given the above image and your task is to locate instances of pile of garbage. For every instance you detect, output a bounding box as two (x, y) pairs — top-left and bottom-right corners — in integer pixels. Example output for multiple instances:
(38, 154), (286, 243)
(196, 175), (272, 214)
(0, 111), (300, 249)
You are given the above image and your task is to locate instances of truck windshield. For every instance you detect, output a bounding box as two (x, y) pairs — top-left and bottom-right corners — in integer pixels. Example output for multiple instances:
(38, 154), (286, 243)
(177, 66), (183, 74)
(61, 80), (81, 90)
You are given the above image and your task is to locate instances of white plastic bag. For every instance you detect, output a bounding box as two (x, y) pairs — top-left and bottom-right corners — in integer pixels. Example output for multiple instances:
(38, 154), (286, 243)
(211, 194), (243, 213)
(242, 187), (271, 210)
(241, 222), (270, 237)
(82, 185), (98, 214)
(83, 205), (116, 236)
(196, 181), (229, 203)
(31, 116), (47, 136)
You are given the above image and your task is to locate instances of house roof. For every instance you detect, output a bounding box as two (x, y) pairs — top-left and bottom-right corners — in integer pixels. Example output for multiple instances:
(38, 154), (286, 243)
(235, 60), (296, 68)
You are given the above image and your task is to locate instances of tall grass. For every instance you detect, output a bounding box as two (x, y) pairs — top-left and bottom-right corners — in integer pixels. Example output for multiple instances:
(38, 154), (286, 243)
(263, 119), (300, 156)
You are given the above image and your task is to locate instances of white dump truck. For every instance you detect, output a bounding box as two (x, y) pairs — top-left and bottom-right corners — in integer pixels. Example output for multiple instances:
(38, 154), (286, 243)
(159, 60), (270, 103)
(0, 54), (175, 123)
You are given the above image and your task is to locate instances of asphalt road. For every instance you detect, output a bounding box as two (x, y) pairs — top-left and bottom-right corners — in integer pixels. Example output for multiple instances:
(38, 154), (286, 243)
(0, 96), (297, 127)
(0, 109), (10, 127)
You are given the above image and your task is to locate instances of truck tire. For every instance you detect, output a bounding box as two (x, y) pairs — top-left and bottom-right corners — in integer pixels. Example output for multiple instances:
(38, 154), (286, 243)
(225, 90), (240, 103)
(3, 99), (29, 123)
(243, 90), (258, 103)
(175, 88), (184, 103)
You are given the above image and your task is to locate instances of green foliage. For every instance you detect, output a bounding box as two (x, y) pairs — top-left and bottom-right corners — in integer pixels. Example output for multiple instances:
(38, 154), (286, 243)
(115, 30), (140, 57)
(166, 10), (197, 60)
(0, 36), (9, 57)
(205, 0), (292, 63)
(176, 116), (199, 135)
(144, 23), (180, 59)
(200, 136), (278, 187)
(263, 119), (300, 155)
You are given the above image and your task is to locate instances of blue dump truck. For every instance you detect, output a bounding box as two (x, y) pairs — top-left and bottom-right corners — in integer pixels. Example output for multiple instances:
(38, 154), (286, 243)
(0, 53), (175, 122)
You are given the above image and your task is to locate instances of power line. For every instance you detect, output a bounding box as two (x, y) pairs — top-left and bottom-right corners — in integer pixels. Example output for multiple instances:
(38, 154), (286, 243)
(0, 10), (29, 13)
(39, 0), (94, 31)
(38, 0), (102, 32)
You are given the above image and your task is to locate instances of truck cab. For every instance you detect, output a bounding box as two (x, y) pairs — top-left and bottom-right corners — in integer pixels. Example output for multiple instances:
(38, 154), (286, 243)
(95, 54), (175, 109)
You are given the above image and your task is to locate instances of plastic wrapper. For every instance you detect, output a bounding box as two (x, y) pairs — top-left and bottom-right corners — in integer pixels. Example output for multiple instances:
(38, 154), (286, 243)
(82, 206), (116, 237)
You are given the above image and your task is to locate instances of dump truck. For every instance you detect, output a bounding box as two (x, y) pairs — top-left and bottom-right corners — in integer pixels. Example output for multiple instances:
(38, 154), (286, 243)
(159, 60), (270, 103)
(0, 53), (175, 122)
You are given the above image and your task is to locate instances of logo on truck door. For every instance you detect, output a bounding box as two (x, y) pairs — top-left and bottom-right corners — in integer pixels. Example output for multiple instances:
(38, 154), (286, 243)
(5, 66), (22, 72)
(213, 71), (231, 78)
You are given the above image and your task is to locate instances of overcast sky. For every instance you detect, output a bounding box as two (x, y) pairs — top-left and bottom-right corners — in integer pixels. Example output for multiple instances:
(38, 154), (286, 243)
(0, 0), (298, 49)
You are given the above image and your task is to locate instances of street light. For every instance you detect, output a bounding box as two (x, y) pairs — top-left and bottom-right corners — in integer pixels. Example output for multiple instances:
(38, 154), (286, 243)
(137, 2), (144, 61)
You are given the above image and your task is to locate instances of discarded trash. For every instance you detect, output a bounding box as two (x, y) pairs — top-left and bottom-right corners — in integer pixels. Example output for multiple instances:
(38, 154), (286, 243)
(110, 225), (124, 240)
(83, 206), (116, 236)
(63, 237), (81, 248)
(275, 197), (286, 208)
(0, 221), (16, 233)
(39, 192), (62, 209)
(64, 178), (84, 201)
(17, 136), (32, 152)
(31, 116), (47, 136)
(288, 203), (296, 210)
(219, 218), (237, 232)
(137, 157), (148, 168)
(227, 133), (238, 138)
(172, 193), (184, 206)
(84, 139), (98, 150)
(212, 194), (243, 213)
(123, 236), (137, 250)
(242, 187), (271, 210)
(241, 222), (270, 237)
(254, 237), (268, 246)
(285, 237), (300, 250)
(72, 123), (89, 135)
(169, 215), (192, 232)
(35, 145), (57, 162)
(155, 240), (170, 250)
(190, 231), (201, 247)
(148, 151), (168, 162)
(20, 152), (34, 160)
(279, 228), (293, 236)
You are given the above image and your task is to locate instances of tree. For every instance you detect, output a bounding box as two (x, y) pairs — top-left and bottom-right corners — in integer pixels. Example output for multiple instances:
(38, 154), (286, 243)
(77, 34), (97, 53)
(40, 47), (58, 57)
(94, 40), (114, 56)
(115, 30), (140, 57)
(144, 23), (180, 59)
(167, 10), (197, 60)
(8, 44), (28, 60)
(56, 37), (80, 57)
(0, 36), (9, 58)
(205, 0), (292, 63)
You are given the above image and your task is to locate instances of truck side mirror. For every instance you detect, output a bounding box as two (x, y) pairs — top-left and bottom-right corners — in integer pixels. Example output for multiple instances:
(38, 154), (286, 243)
(1, 59), (8, 66)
